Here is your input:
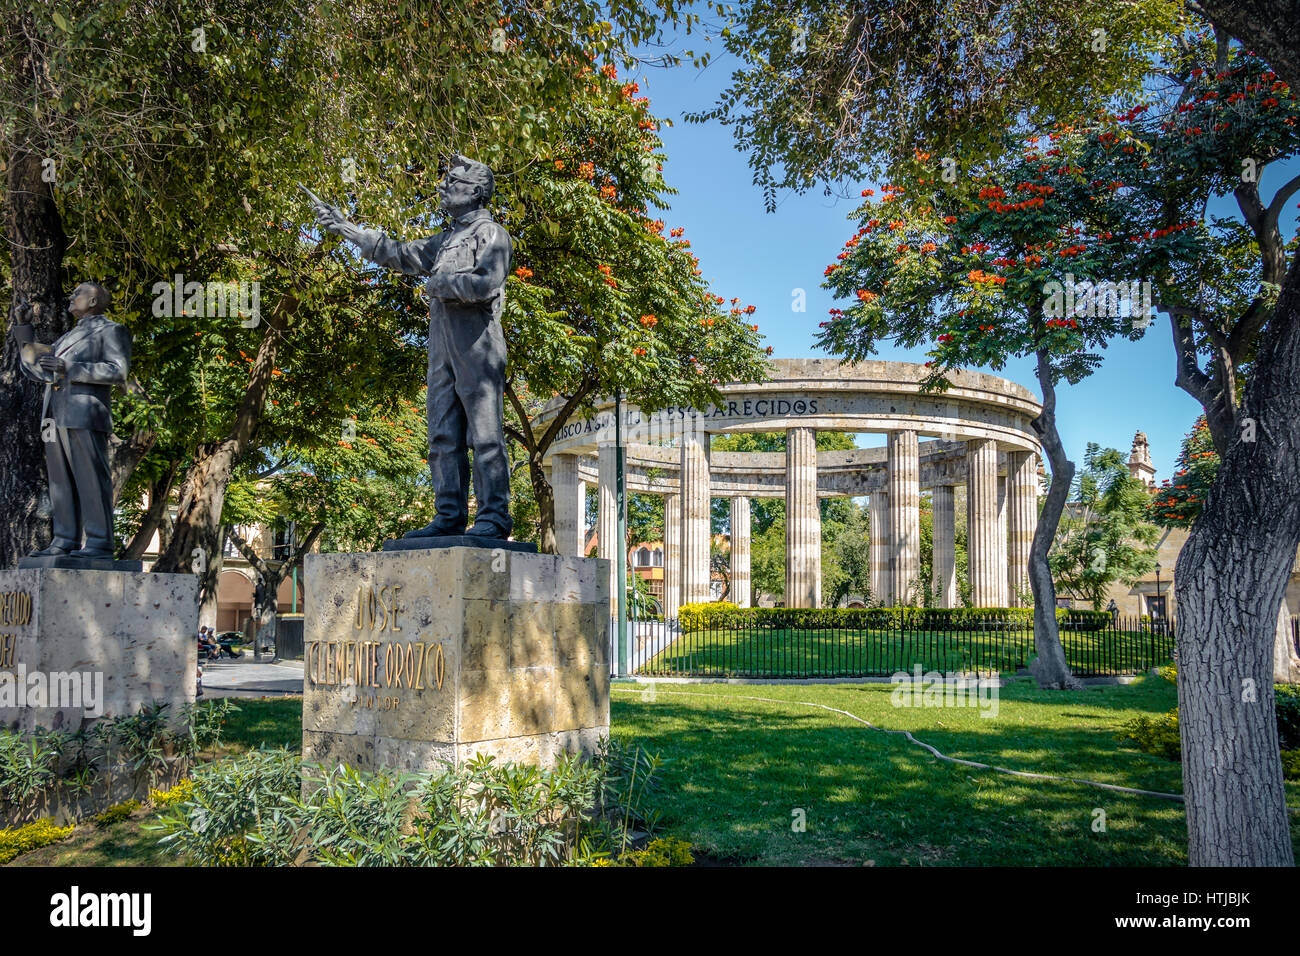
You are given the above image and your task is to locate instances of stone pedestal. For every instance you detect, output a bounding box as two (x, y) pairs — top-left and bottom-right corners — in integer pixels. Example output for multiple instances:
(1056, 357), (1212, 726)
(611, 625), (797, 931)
(0, 568), (198, 732)
(301, 547), (610, 774)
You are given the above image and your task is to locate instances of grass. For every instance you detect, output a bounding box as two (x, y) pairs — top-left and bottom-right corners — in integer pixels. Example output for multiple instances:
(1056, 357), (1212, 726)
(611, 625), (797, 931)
(643, 626), (1174, 678)
(609, 676), (1300, 866)
(213, 695), (304, 755)
(6, 682), (1297, 866)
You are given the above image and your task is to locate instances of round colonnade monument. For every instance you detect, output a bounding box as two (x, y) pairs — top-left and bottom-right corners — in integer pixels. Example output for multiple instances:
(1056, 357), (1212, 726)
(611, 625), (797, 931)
(536, 358), (1045, 614)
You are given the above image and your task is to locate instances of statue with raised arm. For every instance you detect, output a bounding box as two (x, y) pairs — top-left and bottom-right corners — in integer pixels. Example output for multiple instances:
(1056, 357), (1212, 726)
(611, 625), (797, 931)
(11, 281), (132, 562)
(306, 156), (515, 541)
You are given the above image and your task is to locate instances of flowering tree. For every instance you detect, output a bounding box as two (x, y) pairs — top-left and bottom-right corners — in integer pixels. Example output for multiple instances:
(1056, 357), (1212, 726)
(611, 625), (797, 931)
(503, 64), (769, 552)
(815, 128), (1193, 686)
(1147, 417), (1218, 528)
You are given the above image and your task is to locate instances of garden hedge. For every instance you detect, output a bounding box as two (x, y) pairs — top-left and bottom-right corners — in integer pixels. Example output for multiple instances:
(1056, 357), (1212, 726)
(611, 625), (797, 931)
(676, 602), (1113, 633)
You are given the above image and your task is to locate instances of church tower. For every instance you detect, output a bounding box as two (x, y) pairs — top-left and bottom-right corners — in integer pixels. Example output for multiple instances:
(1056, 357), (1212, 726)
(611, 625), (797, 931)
(1127, 431), (1156, 489)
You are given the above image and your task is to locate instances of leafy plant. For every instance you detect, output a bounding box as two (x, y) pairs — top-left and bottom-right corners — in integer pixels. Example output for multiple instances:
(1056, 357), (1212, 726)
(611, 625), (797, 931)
(153, 742), (666, 867)
(94, 800), (140, 828)
(0, 819), (75, 864)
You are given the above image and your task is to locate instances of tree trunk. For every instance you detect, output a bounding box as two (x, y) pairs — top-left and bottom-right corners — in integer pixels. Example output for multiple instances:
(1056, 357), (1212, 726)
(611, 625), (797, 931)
(121, 461), (180, 560)
(1026, 348), (1082, 689)
(227, 521), (323, 656)
(157, 443), (238, 613)
(0, 17), (69, 567)
(109, 379), (158, 499)
(150, 296), (290, 583)
(1174, 253), (1300, 867)
(530, 455), (557, 555)
(1192, 1), (1300, 91)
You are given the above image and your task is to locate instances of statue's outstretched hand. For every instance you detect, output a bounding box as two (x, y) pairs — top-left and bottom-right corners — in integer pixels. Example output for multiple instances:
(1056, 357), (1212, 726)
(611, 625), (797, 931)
(312, 199), (350, 236)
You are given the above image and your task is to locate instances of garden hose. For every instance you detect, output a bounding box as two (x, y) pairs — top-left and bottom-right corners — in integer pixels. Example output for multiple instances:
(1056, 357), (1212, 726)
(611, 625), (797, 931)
(613, 685), (1300, 812)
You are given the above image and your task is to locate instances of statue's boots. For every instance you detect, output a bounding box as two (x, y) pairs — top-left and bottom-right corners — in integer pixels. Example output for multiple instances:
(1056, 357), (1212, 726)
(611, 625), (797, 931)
(403, 521), (466, 539)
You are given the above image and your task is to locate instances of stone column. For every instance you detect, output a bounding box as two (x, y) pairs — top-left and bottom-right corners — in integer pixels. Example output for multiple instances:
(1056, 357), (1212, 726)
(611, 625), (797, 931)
(680, 423), (712, 606)
(663, 493), (681, 619)
(597, 443), (620, 615)
(1006, 451), (1037, 605)
(785, 427), (821, 608)
(730, 496), (752, 608)
(888, 430), (921, 605)
(552, 453), (586, 557)
(966, 439), (1007, 606)
(869, 491), (891, 605)
(931, 485), (958, 608)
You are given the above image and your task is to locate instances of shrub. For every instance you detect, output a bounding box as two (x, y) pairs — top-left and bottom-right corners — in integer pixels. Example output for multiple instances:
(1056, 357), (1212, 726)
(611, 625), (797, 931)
(1, 700), (239, 822)
(675, 603), (1097, 632)
(148, 779), (196, 810)
(623, 836), (695, 867)
(1119, 686), (1300, 765)
(1275, 685), (1300, 751)
(150, 747), (302, 866)
(93, 800), (140, 828)
(153, 741), (665, 867)
(1282, 750), (1300, 781)
(1116, 708), (1182, 760)
(0, 819), (75, 864)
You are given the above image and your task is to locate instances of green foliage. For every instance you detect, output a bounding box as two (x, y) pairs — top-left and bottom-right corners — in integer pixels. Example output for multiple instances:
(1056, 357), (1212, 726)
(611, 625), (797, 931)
(1115, 708), (1183, 760)
(151, 747), (303, 867)
(153, 740), (665, 867)
(93, 800), (141, 828)
(1276, 685), (1300, 752)
(1282, 751), (1300, 781)
(687, 0), (1179, 208)
(1050, 444), (1161, 608)
(0, 700), (237, 821)
(1148, 417), (1217, 528)
(678, 601), (742, 632)
(620, 836), (695, 867)
(677, 603), (1097, 632)
(1119, 685), (1300, 762)
(0, 819), (75, 865)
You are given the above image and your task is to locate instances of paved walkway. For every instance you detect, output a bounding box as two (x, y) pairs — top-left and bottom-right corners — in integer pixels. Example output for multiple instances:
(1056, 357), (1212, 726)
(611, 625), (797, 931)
(200, 656), (304, 698)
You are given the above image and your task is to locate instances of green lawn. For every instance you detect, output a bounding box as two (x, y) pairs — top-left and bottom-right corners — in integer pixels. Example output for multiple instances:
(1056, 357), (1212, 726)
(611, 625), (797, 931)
(7, 679), (1297, 866)
(609, 676), (1300, 866)
(642, 626), (1174, 678)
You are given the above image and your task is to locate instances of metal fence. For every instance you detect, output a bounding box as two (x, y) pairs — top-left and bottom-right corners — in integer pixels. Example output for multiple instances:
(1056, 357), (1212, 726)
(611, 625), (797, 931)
(627, 613), (1176, 679)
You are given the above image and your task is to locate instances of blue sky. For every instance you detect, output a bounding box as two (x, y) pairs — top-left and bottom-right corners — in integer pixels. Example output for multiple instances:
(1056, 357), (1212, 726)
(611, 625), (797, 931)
(634, 51), (1298, 482)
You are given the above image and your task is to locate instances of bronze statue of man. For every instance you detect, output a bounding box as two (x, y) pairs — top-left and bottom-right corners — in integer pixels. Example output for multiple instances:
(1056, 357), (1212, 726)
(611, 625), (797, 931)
(12, 281), (131, 559)
(308, 156), (515, 540)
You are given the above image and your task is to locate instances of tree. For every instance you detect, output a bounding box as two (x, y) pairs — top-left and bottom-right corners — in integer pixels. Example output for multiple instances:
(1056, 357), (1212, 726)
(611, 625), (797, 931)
(502, 65), (769, 553)
(1, 0), (710, 571)
(1050, 444), (1160, 609)
(1149, 418), (1300, 681)
(1146, 417), (1217, 528)
(1067, 34), (1300, 865)
(815, 128), (1164, 686)
(823, 501), (872, 607)
(688, 0), (1180, 208)
(690, 0), (1300, 863)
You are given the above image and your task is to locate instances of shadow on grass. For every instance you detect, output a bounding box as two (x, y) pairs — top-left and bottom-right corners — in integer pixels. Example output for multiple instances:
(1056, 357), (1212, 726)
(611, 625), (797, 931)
(610, 679), (1299, 867)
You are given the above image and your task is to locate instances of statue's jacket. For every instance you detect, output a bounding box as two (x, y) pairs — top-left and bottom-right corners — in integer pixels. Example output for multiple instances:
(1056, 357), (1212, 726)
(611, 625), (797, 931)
(14, 314), (131, 433)
(355, 208), (512, 376)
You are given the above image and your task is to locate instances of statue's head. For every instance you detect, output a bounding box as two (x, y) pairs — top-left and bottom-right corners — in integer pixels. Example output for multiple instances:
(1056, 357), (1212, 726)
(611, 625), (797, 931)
(438, 154), (493, 216)
(69, 281), (111, 318)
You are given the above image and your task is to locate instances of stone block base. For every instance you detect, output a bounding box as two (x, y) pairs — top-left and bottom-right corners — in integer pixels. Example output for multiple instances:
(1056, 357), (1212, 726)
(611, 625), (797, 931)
(0, 568), (198, 732)
(301, 547), (610, 776)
